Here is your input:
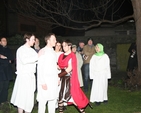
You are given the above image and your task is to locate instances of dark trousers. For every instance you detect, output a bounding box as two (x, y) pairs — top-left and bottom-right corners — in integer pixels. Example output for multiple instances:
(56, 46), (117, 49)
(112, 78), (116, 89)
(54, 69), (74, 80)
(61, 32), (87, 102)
(0, 81), (9, 104)
(82, 63), (92, 92)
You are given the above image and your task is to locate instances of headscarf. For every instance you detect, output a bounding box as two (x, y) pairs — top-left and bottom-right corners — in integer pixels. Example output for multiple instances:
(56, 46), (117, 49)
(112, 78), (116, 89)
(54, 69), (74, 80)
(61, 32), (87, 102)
(95, 43), (105, 56)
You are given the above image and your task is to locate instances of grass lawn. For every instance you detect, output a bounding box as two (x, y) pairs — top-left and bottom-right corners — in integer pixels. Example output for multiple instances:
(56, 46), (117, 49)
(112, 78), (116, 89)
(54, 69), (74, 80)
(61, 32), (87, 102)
(0, 76), (141, 113)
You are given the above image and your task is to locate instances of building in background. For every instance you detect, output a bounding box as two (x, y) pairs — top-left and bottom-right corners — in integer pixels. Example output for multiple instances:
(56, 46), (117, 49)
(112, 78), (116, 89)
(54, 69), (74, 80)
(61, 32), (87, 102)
(0, 0), (51, 36)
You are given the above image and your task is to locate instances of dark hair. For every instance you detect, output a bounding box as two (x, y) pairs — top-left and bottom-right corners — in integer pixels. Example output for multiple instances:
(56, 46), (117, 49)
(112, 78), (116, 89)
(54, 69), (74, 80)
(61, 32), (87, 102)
(23, 33), (34, 42)
(54, 40), (63, 51)
(79, 41), (84, 43)
(56, 40), (62, 45)
(87, 37), (93, 43)
(0, 37), (6, 41)
(44, 33), (55, 44)
(62, 39), (72, 47)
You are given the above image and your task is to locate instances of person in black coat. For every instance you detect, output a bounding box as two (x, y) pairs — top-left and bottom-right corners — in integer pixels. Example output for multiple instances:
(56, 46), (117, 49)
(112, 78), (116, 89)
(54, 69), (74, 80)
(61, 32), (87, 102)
(0, 37), (14, 104)
(127, 42), (138, 71)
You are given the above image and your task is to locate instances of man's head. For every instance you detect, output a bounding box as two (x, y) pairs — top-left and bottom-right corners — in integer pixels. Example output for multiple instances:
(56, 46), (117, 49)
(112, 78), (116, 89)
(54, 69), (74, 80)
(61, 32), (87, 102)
(79, 41), (85, 48)
(62, 39), (72, 53)
(23, 33), (35, 47)
(34, 38), (40, 46)
(72, 45), (77, 53)
(55, 41), (62, 52)
(87, 38), (93, 46)
(45, 33), (56, 47)
(0, 37), (7, 47)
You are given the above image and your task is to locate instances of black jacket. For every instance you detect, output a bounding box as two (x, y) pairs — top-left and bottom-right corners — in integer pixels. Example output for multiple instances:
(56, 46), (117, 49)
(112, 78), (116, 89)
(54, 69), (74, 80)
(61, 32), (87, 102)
(0, 45), (14, 81)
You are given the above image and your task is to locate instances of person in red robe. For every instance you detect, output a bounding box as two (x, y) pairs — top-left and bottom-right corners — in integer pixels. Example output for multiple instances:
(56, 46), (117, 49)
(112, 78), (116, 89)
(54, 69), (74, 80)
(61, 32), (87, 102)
(57, 39), (90, 113)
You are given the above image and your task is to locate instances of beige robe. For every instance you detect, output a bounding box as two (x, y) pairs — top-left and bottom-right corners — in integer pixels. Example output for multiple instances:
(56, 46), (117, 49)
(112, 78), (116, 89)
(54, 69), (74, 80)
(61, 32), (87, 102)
(76, 52), (84, 87)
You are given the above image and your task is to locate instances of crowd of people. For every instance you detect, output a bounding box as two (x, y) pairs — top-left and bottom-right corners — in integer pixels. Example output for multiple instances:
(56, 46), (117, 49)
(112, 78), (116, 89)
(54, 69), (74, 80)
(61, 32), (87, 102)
(0, 33), (112, 113)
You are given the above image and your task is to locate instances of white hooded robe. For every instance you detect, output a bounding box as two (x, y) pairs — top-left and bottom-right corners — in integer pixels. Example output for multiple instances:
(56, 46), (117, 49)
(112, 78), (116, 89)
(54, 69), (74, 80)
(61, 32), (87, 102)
(89, 54), (111, 102)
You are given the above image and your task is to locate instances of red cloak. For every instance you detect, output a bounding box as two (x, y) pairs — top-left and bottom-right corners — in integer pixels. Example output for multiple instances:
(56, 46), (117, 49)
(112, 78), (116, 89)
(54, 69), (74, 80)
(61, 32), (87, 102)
(58, 52), (89, 109)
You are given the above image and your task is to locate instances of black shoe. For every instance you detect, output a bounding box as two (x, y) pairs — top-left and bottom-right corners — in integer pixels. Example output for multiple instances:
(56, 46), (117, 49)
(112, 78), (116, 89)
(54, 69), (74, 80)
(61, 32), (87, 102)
(103, 100), (108, 104)
(34, 101), (38, 106)
(63, 106), (67, 110)
(88, 103), (93, 109)
(95, 102), (101, 106)
(55, 108), (58, 111)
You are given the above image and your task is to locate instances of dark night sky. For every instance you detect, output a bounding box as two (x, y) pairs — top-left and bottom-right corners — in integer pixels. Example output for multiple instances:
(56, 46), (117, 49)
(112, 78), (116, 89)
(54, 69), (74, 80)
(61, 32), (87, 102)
(0, 0), (134, 36)
(115, 0), (133, 18)
(83, 0), (133, 20)
(53, 0), (133, 35)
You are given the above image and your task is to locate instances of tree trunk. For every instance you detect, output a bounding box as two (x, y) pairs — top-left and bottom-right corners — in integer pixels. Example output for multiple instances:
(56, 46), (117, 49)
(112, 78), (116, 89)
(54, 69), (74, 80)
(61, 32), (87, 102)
(131, 0), (141, 71)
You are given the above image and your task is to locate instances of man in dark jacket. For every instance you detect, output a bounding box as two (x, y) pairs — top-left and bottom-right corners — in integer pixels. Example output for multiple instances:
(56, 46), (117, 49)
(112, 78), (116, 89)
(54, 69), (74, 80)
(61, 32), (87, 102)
(127, 42), (138, 71)
(0, 37), (14, 104)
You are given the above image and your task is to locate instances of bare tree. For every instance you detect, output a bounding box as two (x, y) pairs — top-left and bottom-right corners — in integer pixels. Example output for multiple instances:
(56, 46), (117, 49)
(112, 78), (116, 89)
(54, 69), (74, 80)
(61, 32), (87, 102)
(131, 0), (141, 72)
(6, 0), (133, 30)
(5, 0), (141, 78)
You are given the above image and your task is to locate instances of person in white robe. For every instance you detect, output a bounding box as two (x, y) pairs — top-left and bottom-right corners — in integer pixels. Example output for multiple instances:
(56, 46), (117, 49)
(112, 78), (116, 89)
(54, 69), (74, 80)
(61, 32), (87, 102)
(37, 33), (59, 113)
(54, 41), (63, 109)
(10, 33), (38, 113)
(89, 43), (111, 105)
(54, 41), (63, 60)
(72, 45), (84, 87)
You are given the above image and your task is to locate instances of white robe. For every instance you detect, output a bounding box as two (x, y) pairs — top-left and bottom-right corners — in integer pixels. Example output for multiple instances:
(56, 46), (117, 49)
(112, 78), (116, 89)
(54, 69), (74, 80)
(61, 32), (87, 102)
(75, 52), (83, 87)
(10, 45), (38, 112)
(37, 46), (58, 102)
(89, 54), (111, 103)
(56, 51), (63, 61)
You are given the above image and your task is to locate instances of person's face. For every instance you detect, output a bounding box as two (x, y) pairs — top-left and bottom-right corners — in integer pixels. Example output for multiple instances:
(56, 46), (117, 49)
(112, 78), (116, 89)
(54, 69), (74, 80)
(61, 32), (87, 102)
(27, 35), (36, 47)
(95, 45), (100, 52)
(79, 42), (84, 48)
(0, 37), (7, 47)
(72, 47), (76, 53)
(35, 38), (40, 46)
(88, 40), (93, 45)
(62, 42), (70, 53)
(55, 42), (62, 51)
(48, 35), (56, 47)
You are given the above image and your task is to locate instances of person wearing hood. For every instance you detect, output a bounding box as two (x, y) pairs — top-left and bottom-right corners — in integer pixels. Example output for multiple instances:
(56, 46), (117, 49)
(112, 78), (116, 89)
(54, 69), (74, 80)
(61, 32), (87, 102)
(89, 43), (111, 106)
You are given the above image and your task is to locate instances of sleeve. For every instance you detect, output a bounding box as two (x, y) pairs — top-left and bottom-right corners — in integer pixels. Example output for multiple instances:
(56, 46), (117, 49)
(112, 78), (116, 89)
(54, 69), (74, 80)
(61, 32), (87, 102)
(37, 55), (46, 85)
(0, 58), (9, 64)
(18, 48), (38, 65)
(105, 55), (111, 79)
(78, 53), (83, 68)
(82, 46), (87, 55)
(7, 48), (14, 61)
(89, 55), (94, 79)
(0, 48), (14, 64)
